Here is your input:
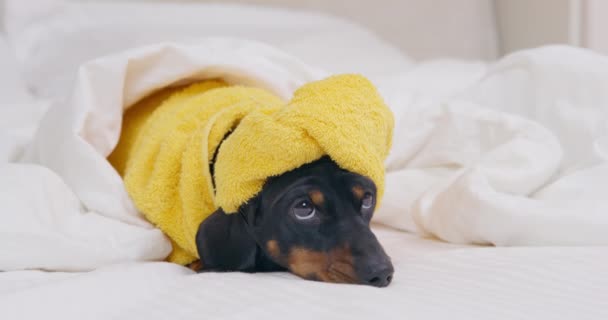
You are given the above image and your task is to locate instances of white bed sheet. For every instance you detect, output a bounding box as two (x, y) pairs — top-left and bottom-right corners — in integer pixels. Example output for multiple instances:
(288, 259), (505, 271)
(2, 226), (607, 320)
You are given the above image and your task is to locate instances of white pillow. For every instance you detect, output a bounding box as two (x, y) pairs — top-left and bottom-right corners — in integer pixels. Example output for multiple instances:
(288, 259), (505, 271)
(0, 34), (31, 103)
(3, 0), (413, 100)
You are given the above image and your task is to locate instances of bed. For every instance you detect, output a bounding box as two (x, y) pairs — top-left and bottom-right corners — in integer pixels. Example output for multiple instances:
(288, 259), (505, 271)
(1, 1), (607, 319)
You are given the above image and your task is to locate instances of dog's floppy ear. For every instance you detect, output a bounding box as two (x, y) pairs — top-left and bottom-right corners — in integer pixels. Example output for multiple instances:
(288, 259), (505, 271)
(195, 201), (259, 272)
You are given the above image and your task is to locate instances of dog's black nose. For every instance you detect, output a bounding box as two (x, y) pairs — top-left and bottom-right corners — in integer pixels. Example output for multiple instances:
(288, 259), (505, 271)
(362, 263), (394, 287)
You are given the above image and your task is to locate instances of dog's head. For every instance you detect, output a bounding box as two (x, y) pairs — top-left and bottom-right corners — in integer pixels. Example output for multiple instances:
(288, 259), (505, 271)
(197, 156), (393, 287)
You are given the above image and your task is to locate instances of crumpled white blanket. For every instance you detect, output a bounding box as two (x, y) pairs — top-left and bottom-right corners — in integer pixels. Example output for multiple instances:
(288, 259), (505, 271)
(377, 45), (608, 245)
(1, 39), (607, 272)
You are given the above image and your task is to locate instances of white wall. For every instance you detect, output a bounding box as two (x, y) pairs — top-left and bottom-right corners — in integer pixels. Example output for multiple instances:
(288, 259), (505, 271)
(0, 0), (5, 30)
(494, 0), (608, 56)
(582, 0), (608, 54)
(495, 0), (577, 54)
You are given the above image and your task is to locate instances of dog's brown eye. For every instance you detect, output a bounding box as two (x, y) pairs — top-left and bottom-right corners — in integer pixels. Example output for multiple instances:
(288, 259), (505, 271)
(293, 200), (316, 220)
(361, 193), (374, 210)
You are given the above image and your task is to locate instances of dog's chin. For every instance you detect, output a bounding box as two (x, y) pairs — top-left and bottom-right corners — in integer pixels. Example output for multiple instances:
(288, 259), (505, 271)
(267, 252), (359, 284)
(282, 245), (359, 284)
(260, 249), (369, 285)
(326, 262), (360, 284)
(288, 262), (360, 285)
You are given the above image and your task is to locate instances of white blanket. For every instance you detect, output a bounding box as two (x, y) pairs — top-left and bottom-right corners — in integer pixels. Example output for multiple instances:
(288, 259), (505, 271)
(377, 46), (608, 246)
(1, 39), (607, 274)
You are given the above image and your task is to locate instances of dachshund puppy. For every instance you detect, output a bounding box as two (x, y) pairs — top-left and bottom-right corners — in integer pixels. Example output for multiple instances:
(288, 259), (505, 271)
(196, 156), (394, 287)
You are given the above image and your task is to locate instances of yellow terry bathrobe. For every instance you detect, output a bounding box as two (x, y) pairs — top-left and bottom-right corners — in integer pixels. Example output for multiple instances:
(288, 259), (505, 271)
(109, 74), (394, 265)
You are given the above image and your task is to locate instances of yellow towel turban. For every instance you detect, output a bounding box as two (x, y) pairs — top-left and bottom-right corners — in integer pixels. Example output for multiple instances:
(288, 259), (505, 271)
(109, 74), (394, 265)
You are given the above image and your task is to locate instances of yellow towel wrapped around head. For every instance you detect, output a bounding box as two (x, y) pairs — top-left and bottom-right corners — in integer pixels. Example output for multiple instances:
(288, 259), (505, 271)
(109, 74), (394, 265)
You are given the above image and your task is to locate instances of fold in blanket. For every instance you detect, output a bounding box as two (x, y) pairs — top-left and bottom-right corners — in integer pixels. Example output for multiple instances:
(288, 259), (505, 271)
(109, 74), (394, 264)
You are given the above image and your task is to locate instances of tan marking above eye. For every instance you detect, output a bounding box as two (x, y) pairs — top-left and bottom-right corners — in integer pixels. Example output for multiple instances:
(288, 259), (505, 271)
(352, 185), (365, 200)
(287, 246), (356, 284)
(266, 240), (281, 259)
(308, 190), (325, 207)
